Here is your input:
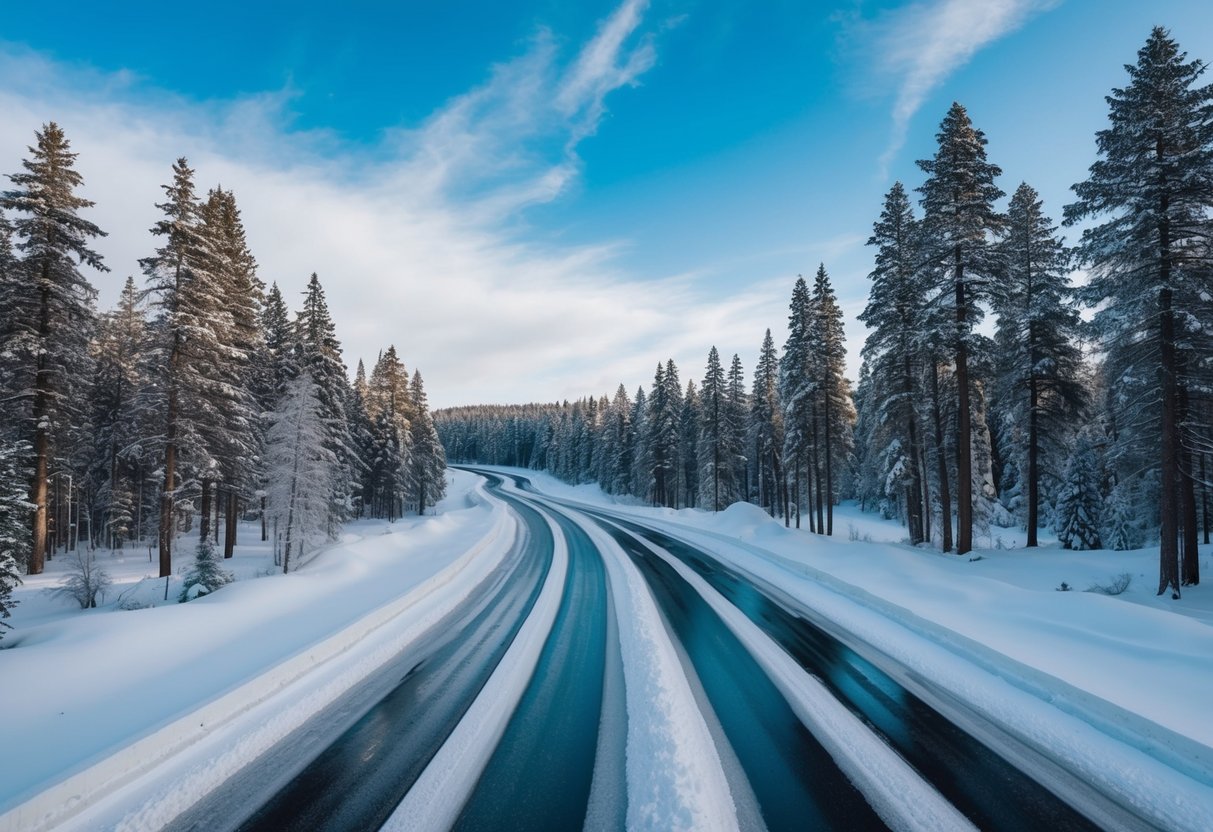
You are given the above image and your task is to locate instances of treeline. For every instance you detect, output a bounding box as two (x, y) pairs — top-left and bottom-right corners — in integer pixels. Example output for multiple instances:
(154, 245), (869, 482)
(437, 264), (853, 533)
(0, 125), (444, 623)
(440, 27), (1213, 599)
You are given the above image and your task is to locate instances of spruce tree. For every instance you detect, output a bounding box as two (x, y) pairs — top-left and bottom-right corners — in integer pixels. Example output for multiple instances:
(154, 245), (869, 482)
(178, 538), (233, 602)
(726, 354), (749, 505)
(1054, 439), (1103, 551)
(680, 380), (701, 508)
(409, 370), (447, 514)
(294, 274), (358, 535)
(860, 183), (928, 543)
(993, 184), (1087, 546)
(0, 123), (107, 574)
(917, 103), (1005, 555)
(750, 329), (784, 519)
(699, 347), (730, 511)
(811, 265), (855, 535)
(780, 275), (814, 529)
(1065, 28), (1213, 595)
(140, 158), (226, 576)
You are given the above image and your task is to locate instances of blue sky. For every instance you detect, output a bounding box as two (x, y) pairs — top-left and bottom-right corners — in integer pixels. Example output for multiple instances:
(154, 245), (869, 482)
(3, 1), (1213, 406)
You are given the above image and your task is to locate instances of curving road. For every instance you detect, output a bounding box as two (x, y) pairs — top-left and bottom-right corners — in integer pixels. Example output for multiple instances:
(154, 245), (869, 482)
(167, 468), (1135, 831)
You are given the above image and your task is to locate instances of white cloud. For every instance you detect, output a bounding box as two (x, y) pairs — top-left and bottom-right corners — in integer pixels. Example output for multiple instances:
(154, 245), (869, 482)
(0, 2), (786, 408)
(860, 0), (1060, 173)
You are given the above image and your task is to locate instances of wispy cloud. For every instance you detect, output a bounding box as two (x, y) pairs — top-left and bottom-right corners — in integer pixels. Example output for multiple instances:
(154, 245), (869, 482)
(0, 2), (787, 407)
(856, 0), (1059, 174)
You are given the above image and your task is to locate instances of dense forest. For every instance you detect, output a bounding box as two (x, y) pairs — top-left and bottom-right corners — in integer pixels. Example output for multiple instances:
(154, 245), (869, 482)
(437, 27), (1213, 599)
(0, 130), (445, 625)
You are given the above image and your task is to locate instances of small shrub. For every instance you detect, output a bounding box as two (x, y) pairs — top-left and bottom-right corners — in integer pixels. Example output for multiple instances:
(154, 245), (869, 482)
(848, 524), (859, 542)
(53, 550), (113, 609)
(1087, 573), (1132, 596)
(968, 554), (985, 562)
(1056, 581), (1072, 592)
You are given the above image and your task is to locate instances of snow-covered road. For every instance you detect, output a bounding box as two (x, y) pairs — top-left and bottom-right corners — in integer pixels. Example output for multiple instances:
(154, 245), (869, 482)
(4, 467), (1213, 830)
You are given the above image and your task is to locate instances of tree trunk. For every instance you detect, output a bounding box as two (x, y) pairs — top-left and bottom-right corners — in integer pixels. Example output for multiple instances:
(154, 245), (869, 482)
(903, 356), (925, 545)
(955, 246), (973, 555)
(224, 491), (237, 559)
(199, 479), (212, 542)
(1027, 375), (1039, 547)
(1202, 453), (1210, 546)
(261, 494), (268, 541)
(1158, 286), (1181, 597)
(27, 278), (53, 575)
(930, 364), (953, 552)
(824, 390), (834, 537)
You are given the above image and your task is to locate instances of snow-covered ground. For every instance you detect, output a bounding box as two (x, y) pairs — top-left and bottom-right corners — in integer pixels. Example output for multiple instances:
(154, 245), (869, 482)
(487, 466), (1213, 829)
(0, 470), (513, 831)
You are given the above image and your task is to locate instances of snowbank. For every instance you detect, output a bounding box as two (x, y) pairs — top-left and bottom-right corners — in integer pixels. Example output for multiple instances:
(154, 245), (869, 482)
(0, 470), (512, 832)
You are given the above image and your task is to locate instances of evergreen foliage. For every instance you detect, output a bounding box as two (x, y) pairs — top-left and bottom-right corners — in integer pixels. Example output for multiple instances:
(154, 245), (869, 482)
(178, 538), (233, 602)
(1054, 440), (1104, 551)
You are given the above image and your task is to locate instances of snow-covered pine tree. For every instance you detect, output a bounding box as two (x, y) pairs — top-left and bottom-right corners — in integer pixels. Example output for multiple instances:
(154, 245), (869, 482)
(860, 182), (928, 543)
(259, 281), (294, 409)
(680, 380), (700, 508)
(1065, 28), (1213, 595)
(645, 362), (682, 507)
(364, 344), (414, 517)
(200, 188), (264, 558)
(1054, 439), (1103, 550)
(294, 274), (358, 535)
(600, 385), (634, 495)
(749, 329), (784, 518)
(811, 265), (855, 536)
(780, 275), (814, 529)
(178, 537), (233, 602)
(699, 347), (731, 511)
(1102, 479), (1142, 551)
(0, 123), (107, 574)
(409, 370), (446, 514)
(0, 440), (31, 633)
(992, 183), (1087, 546)
(139, 158), (227, 577)
(726, 354), (749, 506)
(917, 103), (1005, 555)
(629, 386), (649, 501)
(266, 370), (338, 572)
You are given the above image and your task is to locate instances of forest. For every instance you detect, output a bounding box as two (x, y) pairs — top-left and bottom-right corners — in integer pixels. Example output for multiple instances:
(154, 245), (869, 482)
(437, 27), (1213, 600)
(0, 135), (445, 626)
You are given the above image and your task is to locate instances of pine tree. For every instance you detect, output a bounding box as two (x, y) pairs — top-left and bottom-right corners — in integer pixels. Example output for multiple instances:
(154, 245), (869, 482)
(140, 158), (226, 577)
(749, 330), (784, 518)
(1102, 480), (1142, 551)
(0, 440), (31, 633)
(266, 370), (338, 572)
(409, 370), (446, 514)
(0, 123), (107, 574)
(178, 537), (233, 602)
(781, 276), (814, 529)
(1065, 28), (1213, 595)
(811, 265), (855, 535)
(699, 347), (730, 511)
(917, 103), (1005, 555)
(294, 274), (358, 535)
(680, 380), (701, 508)
(993, 184), (1087, 545)
(1054, 439), (1103, 550)
(726, 354), (749, 505)
(860, 182), (928, 543)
